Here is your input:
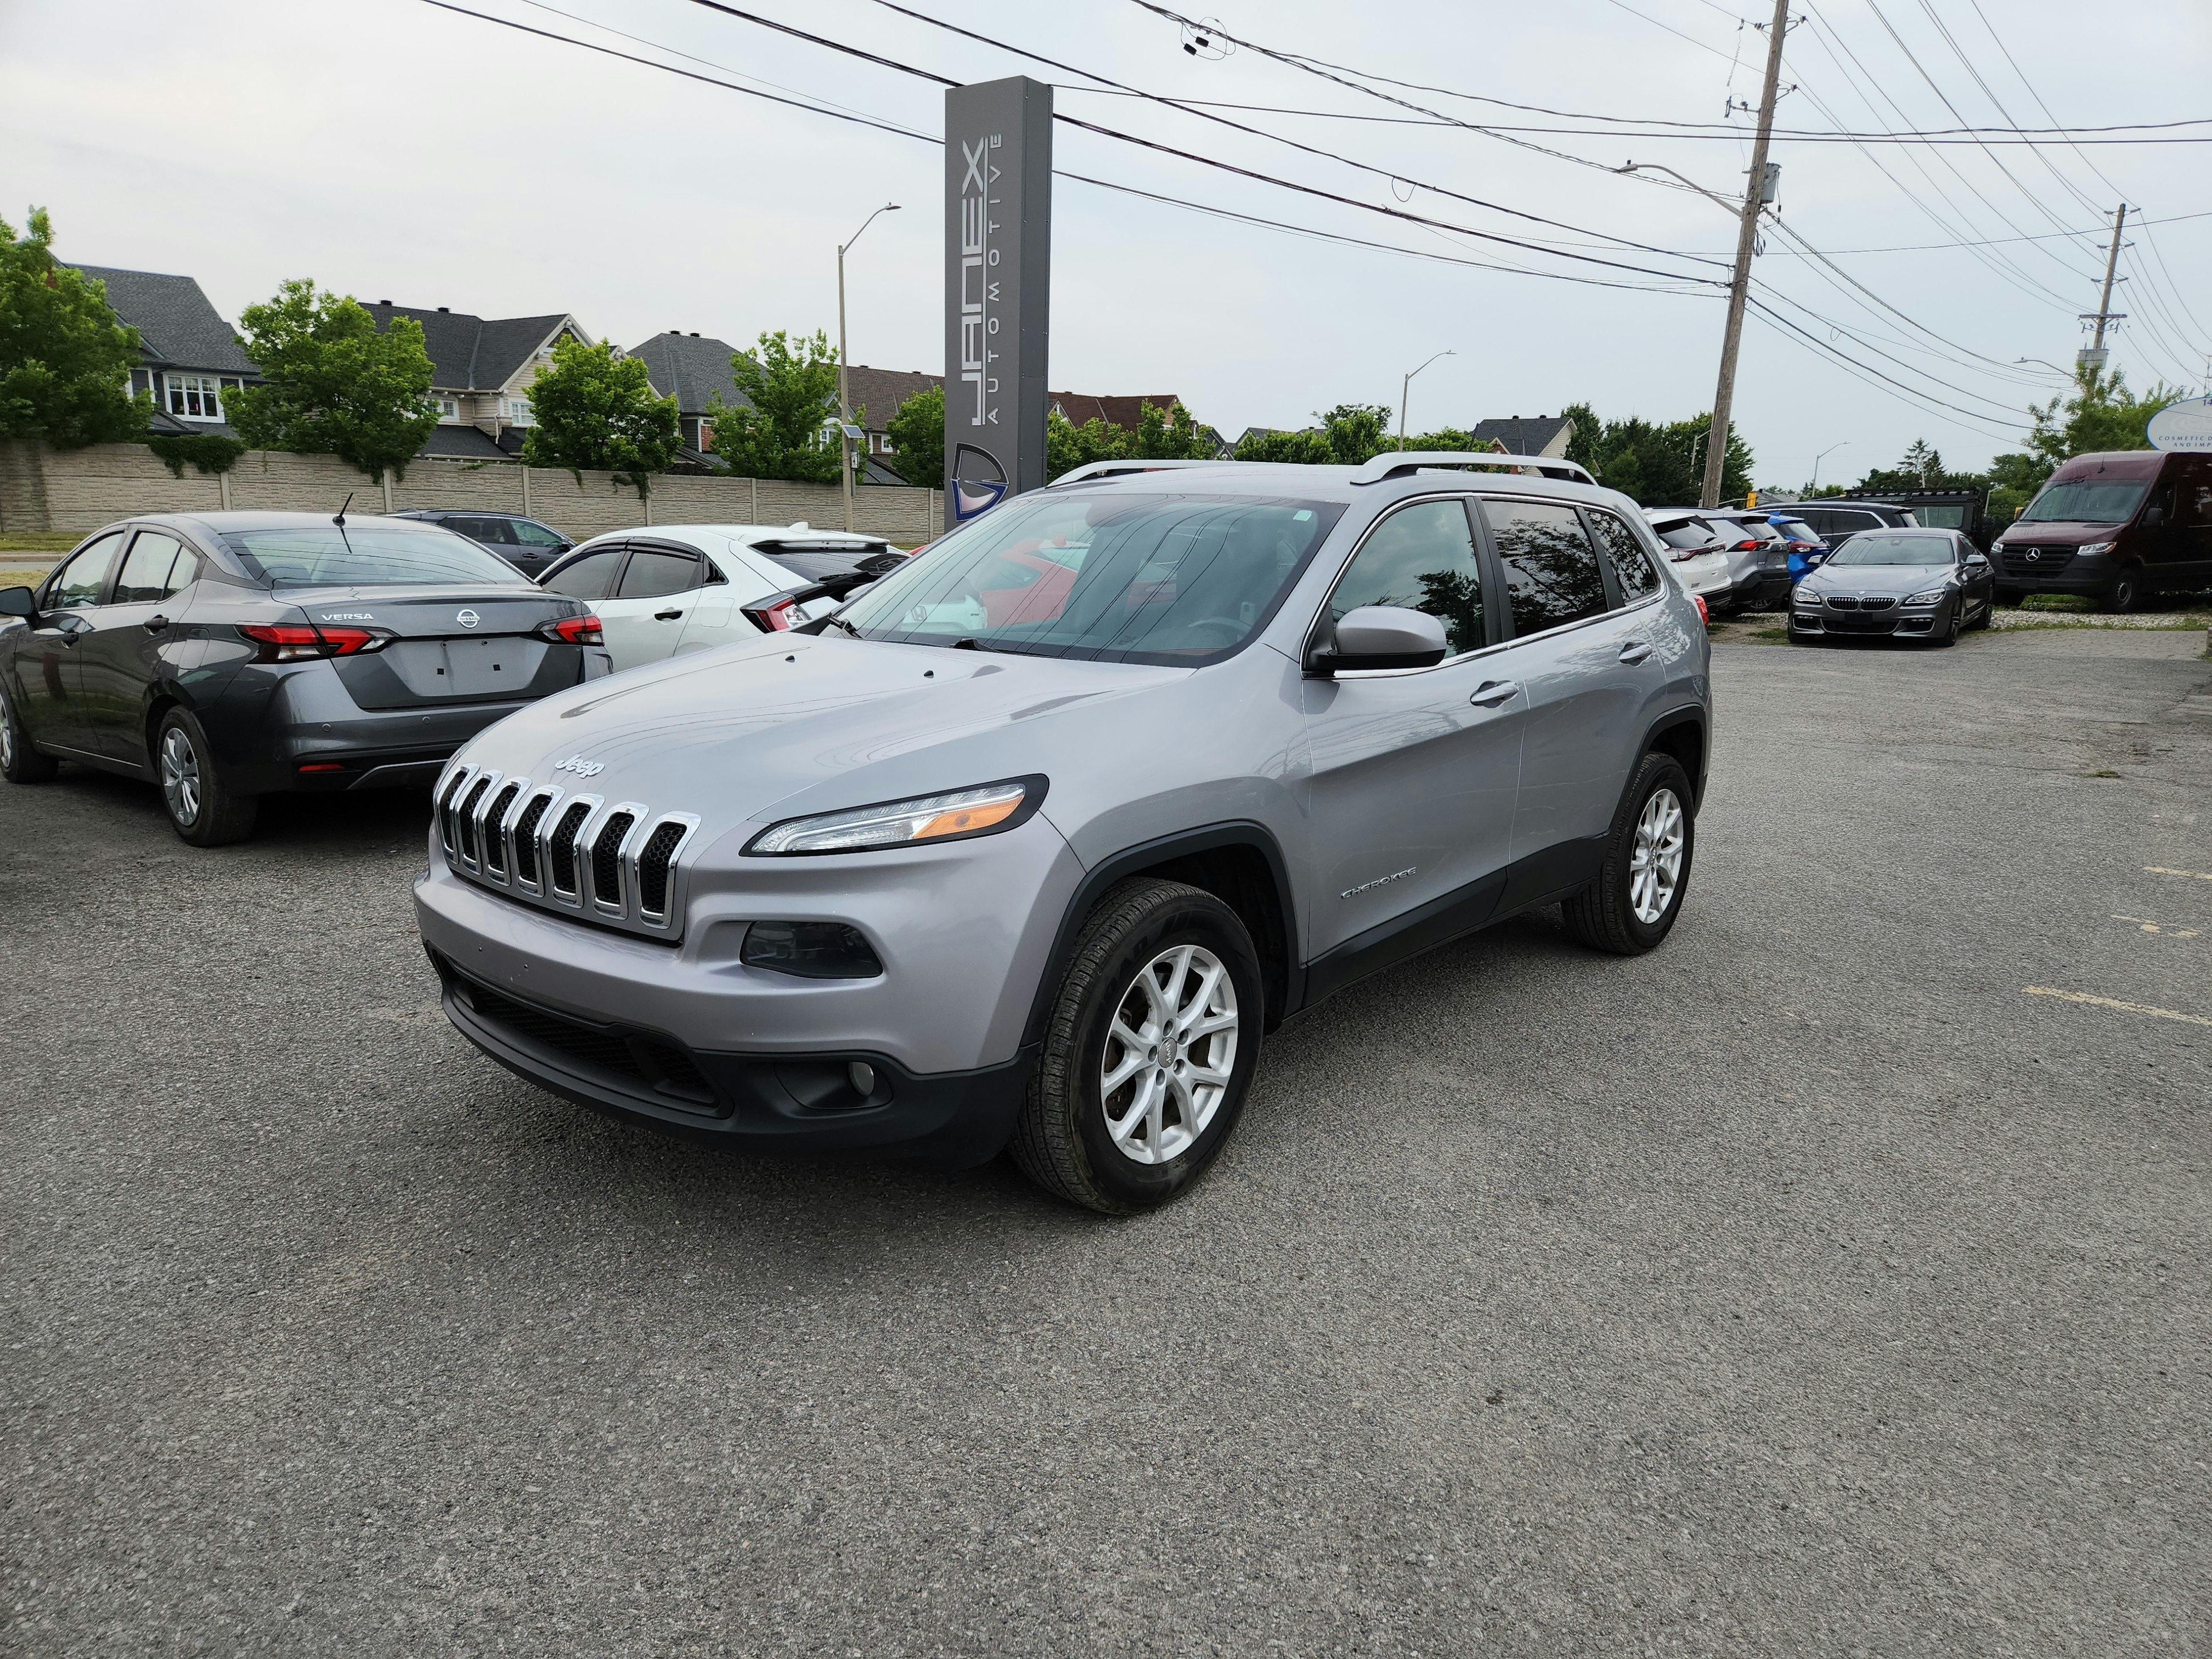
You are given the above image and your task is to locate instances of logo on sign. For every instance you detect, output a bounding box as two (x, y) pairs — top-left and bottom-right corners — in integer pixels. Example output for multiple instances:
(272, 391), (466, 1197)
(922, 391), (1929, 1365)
(456, 608), (481, 629)
(554, 754), (603, 777)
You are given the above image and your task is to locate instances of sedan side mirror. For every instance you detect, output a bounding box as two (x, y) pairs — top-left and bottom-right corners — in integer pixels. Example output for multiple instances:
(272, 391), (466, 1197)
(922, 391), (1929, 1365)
(0, 585), (38, 622)
(1307, 605), (1449, 675)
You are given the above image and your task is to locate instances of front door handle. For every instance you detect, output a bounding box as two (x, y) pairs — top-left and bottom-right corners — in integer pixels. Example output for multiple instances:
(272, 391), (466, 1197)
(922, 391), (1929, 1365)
(1469, 679), (1520, 707)
(654, 608), (684, 622)
(145, 613), (170, 634)
(1618, 639), (1652, 664)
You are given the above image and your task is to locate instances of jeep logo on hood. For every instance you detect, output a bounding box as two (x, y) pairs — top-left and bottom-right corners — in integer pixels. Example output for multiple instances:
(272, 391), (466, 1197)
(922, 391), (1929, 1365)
(554, 754), (604, 777)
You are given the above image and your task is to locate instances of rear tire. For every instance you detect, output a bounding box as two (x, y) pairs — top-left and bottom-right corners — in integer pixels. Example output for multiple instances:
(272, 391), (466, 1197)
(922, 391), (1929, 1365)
(1011, 879), (1262, 1215)
(155, 708), (258, 847)
(1561, 753), (1695, 956)
(0, 682), (60, 783)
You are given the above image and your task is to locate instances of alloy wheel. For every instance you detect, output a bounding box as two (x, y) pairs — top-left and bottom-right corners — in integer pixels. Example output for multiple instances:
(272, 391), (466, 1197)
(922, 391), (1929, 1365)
(160, 726), (201, 826)
(1629, 786), (1685, 925)
(1099, 942), (1239, 1166)
(0, 702), (14, 770)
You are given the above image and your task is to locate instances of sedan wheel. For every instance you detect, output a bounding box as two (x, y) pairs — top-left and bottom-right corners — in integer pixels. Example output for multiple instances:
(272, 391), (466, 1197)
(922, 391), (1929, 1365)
(0, 683), (59, 784)
(160, 726), (201, 825)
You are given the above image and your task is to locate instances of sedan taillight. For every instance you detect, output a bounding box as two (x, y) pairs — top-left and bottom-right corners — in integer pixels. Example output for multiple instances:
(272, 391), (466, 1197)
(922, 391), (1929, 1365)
(537, 614), (603, 645)
(241, 624), (390, 662)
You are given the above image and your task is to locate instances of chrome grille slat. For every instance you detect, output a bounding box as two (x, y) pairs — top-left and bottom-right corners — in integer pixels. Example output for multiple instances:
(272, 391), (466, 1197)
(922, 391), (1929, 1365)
(443, 776), (697, 941)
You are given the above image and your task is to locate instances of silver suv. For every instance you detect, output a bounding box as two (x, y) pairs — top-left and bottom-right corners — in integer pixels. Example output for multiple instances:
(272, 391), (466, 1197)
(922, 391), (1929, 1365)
(415, 454), (1712, 1212)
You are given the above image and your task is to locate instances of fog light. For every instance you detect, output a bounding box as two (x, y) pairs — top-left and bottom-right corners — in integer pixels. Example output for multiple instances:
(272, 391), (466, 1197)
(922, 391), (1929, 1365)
(740, 921), (884, 979)
(848, 1061), (875, 1095)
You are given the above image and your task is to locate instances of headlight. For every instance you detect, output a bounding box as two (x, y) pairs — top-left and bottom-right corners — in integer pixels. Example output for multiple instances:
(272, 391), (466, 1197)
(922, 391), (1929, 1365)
(1792, 589), (1824, 607)
(746, 777), (1045, 855)
(2078, 541), (2114, 557)
(1902, 587), (1951, 606)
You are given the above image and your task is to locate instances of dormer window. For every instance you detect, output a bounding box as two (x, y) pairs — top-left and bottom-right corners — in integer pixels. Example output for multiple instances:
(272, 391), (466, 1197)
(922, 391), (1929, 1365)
(435, 396), (461, 422)
(506, 396), (534, 427)
(164, 374), (225, 421)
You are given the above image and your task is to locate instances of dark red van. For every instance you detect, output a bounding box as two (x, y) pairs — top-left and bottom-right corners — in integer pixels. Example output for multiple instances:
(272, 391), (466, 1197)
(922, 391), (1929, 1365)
(1992, 449), (2212, 610)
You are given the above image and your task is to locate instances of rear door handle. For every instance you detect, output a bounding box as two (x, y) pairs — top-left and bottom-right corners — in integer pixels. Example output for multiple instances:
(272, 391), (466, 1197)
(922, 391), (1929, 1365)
(654, 608), (684, 621)
(1468, 679), (1520, 707)
(145, 614), (170, 634)
(1619, 639), (1651, 664)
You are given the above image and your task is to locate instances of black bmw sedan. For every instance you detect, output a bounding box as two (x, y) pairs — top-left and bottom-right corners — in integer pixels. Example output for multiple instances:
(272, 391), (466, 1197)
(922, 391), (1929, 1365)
(1787, 527), (1996, 647)
(0, 511), (609, 845)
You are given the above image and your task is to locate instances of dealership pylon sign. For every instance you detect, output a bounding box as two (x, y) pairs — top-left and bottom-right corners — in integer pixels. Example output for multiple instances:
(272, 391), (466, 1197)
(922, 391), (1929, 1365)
(944, 77), (1053, 521)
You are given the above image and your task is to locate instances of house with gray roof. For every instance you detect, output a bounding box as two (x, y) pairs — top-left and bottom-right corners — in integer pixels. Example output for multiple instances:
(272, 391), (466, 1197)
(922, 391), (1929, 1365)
(362, 301), (590, 459)
(628, 331), (748, 467)
(71, 265), (259, 438)
(1471, 415), (1576, 458)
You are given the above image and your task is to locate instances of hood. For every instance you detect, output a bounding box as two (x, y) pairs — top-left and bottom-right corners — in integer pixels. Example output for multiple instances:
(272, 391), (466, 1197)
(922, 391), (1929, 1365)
(1993, 523), (2118, 546)
(450, 632), (1191, 838)
(1803, 561), (1953, 596)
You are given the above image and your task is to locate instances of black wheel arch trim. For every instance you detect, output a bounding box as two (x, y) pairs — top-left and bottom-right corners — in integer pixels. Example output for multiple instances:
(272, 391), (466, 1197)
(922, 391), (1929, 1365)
(1638, 705), (1709, 811)
(1022, 820), (1302, 1047)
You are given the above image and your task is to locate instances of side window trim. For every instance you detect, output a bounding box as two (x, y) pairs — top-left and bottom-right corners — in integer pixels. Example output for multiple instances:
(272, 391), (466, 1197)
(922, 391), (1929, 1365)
(1310, 492), (1497, 676)
(616, 538), (707, 600)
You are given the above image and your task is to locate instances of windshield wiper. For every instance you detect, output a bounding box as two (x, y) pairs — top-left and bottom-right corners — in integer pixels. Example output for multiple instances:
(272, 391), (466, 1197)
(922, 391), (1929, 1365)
(820, 614), (862, 639)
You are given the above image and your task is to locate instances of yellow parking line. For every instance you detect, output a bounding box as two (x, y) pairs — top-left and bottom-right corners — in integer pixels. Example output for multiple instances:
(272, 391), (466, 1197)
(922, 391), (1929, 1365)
(2114, 915), (2203, 938)
(2022, 987), (2212, 1028)
(2145, 866), (2212, 881)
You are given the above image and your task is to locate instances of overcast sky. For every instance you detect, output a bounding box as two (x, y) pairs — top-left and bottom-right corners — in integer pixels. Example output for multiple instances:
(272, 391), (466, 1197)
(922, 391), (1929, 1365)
(3, 0), (2204, 486)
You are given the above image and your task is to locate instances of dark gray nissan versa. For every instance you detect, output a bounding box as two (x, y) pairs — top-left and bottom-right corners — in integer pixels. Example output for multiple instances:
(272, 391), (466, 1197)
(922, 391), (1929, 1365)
(0, 511), (608, 845)
(416, 454), (1713, 1212)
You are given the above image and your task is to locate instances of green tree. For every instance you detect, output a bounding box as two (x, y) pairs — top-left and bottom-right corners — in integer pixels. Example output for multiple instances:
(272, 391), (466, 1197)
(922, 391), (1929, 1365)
(0, 208), (151, 448)
(1044, 398), (1218, 482)
(2025, 362), (2180, 470)
(1234, 403), (1396, 466)
(227, 280), (439, 481)
(1558, 402), (1753, 506)
(520, 337), (680, 500)
(706, 330), (841, 484)
(881, 382), (943, 487)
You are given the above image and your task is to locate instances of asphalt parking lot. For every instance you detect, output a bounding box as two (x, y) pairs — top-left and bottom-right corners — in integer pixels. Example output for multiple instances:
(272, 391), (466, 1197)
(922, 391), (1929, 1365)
(5, 627), (2208, 1657)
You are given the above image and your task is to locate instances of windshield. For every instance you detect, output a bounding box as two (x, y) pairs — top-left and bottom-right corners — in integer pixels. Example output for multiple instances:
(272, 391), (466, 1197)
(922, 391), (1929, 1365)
(1827, 533), (1955, 566)
(1771, 518), (1820, 543)
(1729, 520), (1782, 543)
(834, 492), (1342, 662)
(223, 524), (532, 587)
(2018, 477), (2151, 524)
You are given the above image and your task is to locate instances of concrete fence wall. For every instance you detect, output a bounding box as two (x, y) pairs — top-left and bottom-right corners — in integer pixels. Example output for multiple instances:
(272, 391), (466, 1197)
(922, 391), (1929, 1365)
(0, 442), (945, 546)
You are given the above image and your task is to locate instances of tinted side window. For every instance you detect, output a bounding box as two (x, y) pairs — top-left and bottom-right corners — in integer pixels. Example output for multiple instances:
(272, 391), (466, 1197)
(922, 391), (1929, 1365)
(1328, 499), (1485, 656)
(1588, 510), (1660, 601)
(47, 532), (125, 608)
(165, 549), (201, 595)
(1482, 499), (1609, 635)
(469, 516), (520, 545)
(511, 519), (568, 548)
(114, 532), (185, 603)
(617, 546), (703, 599)
(543, 546), (624, 599)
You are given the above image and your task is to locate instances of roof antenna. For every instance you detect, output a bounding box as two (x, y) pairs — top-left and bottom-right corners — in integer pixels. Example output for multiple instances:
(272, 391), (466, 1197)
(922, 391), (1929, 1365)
(333, 492), (354, 527)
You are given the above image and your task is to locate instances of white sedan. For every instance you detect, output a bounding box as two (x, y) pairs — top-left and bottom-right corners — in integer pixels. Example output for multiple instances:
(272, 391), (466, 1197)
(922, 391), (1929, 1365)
(537, 523), (908, 672)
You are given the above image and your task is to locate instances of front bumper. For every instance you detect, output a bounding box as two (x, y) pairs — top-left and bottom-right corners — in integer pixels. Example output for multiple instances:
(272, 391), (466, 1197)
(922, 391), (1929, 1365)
(431, 950), (1035, 1166)
(1789, 599), (1949, 637)
(1991, 547), (2115, 600)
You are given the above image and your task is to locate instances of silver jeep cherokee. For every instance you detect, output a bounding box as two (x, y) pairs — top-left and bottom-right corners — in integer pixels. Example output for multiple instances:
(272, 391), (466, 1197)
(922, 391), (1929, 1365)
(415, 453), (1712, 1212)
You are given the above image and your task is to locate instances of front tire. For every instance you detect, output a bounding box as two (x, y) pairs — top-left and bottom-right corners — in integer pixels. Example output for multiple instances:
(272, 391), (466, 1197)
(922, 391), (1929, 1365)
(155, 708), (257, 847)
(1561, 753), (1695, 956)
(1011, 879), (1263, 1214)
(1935, 606), (1963, 646)
(0, 682), (60, 783)
(2106, 565), (2146, 613)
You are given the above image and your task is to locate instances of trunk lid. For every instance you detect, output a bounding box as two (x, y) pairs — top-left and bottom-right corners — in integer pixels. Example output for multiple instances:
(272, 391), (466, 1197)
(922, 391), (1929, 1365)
(279, 585), (589, 711)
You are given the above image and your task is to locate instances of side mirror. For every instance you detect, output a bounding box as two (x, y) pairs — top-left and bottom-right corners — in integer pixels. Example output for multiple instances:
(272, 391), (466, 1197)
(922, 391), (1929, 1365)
(0, 585), (37, 622)
(1307, 605), (1449, 675)
(1965, 551), (1989, 568)
(2142, 505), (2167, 528)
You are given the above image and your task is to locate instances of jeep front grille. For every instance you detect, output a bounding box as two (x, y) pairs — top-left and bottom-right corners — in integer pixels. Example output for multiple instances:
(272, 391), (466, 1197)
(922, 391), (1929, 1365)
(435, 762), (699, 941)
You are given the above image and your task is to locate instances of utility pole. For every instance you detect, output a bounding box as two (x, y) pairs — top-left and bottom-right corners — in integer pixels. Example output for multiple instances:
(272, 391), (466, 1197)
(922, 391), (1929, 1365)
(2078, 204), (2128, 374)
(837, 202), (900, 533)
(1699, 0), (1790, 511)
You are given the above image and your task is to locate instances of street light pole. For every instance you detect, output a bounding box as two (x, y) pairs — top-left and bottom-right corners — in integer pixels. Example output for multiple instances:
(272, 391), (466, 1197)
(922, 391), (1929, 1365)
(1809, 441), (1848, 492)
(1698, 0), (1790, 511)
(1397, 349), (1454, 450)
(837, 202), (900, 533)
